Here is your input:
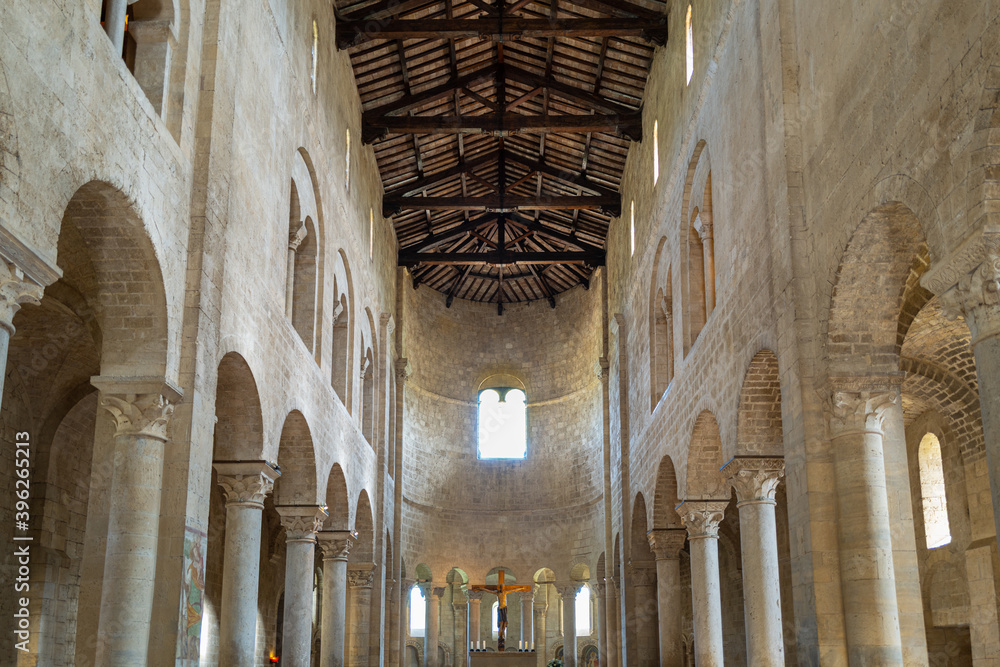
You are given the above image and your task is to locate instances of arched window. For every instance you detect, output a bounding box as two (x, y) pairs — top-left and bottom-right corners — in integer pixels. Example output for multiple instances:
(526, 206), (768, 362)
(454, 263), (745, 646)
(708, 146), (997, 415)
(685, 5), (694, 85)
(478, 388), (527, 459)
(361, 347), (375, 445)
(410, 585), (426, 637)
(919, 433), (951, 548)
(575, 586), (591, 637)
(491, 601), (500, 639)
(369, 208), (374, 260)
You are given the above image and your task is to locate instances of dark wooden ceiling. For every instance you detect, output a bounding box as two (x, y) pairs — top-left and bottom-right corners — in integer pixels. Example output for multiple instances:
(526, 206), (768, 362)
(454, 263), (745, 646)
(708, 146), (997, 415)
(336, 0), (667, 311)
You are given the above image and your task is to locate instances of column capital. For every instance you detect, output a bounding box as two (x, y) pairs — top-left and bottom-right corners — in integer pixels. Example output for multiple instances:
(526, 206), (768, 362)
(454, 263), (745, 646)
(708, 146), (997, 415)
(348, 565), (375, 589)
(466, 590), (485, 601)
(317, 530), (356, 560)
(276, 505), (328, 542)
(213, 461), (280, 509)
(432, 586), (446, 598)
(693, 213), (713, 241)
(595, 357), (610, 381)
(289, 224), (307, 251)
(922, 229), (1000, 343)
(0, 261), (43, 334)
(555, 582), (583, 598)
(98, 392), (176, 441)
(594, 581), (606, 596)
(825, 383), (899, 437)
(647, 528), (687, 560)
(395, 357), (412, 382)
(678, 500), (728, 540)
(721, 457), (785, 506)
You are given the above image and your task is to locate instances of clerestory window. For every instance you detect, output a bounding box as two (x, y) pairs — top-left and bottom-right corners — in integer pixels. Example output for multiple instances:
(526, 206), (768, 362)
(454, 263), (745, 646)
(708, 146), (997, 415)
(478, 388), (527, 459)
(409, 585), (426, 637)
(918, 432), (951, 548)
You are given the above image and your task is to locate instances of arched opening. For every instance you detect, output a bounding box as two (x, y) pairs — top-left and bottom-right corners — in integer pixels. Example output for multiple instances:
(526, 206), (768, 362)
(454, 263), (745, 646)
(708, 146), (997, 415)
(274, 411), (318, 506)
(410, 585), (426, 637)
(918, 432), (951, 548)
(630, 493), (658, 665)
(575, 586), (591, 637)
(361, 347), (375, 445)
(687, 208), (706, 341)
(681, 143), (713, 354)
(477, 388), (527, 459)
(331, 250), (354, 408)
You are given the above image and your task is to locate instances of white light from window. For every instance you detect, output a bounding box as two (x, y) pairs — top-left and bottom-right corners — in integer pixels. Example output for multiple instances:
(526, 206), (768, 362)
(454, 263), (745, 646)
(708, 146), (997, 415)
(653, 120), (659, 185)
(346, 129), (351, 191)
(369, 208), (374, 260)
(919, 433), (952, 548)
(630, 200), (635, 257)
(576, 586), (590, 636)
(478, 388), (527, 459)
(685, 5), (694, 85)
(491, 601), (500, 639)
(410, 586), (426, 637)
(311, 20), (318, 95)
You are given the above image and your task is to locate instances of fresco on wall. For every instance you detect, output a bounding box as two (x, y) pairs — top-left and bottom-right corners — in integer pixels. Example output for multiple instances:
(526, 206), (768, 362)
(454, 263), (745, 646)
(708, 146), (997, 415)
(176, 525), (208, 662)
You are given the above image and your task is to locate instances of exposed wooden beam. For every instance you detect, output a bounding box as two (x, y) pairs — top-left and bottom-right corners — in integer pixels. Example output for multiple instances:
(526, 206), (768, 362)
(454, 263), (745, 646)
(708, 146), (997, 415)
(385, 194), (620, 215)
(365, 113), (642, 139)
(384, 153), (501, 198)
(398, 249), (606, 266)
(507, 213), (605, 252)
(399, 215), (499, 251)
(504, 65), (637, 116)
(362, 63), (498, 124)
(337, 18), (668, 49)
(503, 151), (619, 197)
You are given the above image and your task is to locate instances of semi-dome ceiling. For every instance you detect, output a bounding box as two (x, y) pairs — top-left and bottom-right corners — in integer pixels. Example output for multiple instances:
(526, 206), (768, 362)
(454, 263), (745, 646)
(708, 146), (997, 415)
(336, 0), (667, 310)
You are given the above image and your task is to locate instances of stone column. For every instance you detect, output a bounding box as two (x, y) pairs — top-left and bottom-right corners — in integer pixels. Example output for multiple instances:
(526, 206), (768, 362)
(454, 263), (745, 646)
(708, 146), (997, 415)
(213, 461), (281, 667)
(533, 590), (547, 667)
(286, 224), (307, 319)
(0, 262), (42, 407)
(278, 506), (328, 667)
(694, 216), (715, 313)
(387, 580), (400, 667)
(827, 388), (904, 664)
(317, 531), (354, 667)
(92, 385), (177, 666)
(520, 590), (533, 649)
(467, 590), (483, 649)
(605, 577), (620, 667)
(594, 582), (607, 664)
(453, 597), (468, 664)
(678, 501), (728, 667)
(347, 566), (375, 667)
(930, 247), (1000, 550)
(722, 458), (786, 667)
(424, 585), (442, 667)
(557, 584), (580, 667)
(103, 0), (129, 53)
(647, 528), (687, 666)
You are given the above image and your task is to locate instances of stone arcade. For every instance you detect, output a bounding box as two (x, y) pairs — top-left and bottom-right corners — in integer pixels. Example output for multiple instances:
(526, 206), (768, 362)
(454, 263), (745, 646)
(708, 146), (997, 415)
(1, 0), (1000, 666)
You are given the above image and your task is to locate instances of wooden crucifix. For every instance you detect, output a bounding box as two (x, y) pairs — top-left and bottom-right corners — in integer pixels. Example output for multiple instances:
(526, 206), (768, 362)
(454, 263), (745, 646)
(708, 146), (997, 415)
(469, 570), (531, 652)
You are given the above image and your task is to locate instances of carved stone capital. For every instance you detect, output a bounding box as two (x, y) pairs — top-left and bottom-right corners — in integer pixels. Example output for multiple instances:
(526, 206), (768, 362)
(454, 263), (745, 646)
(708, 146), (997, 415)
(556, 582), (583, 599)
(678, 501), (729, 540)
(360, 355), (371, 379)
(348, 565), (375, 589)
(630, 564), (656, 587)
(0, 262), (43, 334)
(647, 528), (687, 560)
(466, 589), (485, 601)
(332, 301), (345, 325)
(100, 393), (175, 441)
(693, 213), (713, 241)
(938, 252), (1000, 344)
(825, 388), (898, 437)
(595, 357), (610, 381)
(317, 530), (355, 560)
(213, 461), (280, 509)
(289, 224), (308, 251)
(277, 505), (328, 542)
(594, 581), (606, 596)
(395, 357), (412, 382)
(433, 586), (446, 598)
(721, 457), (785, 506)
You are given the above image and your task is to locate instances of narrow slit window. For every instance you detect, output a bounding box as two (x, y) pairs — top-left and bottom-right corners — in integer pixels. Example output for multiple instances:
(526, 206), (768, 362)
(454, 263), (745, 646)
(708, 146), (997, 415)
(653, 120), (660, 185)
(478, 388), (527, 459)
(686, 5), (694, 85)
(630, 200), (636, 257)
(345, 129), (351, 191)
(311, 20), (319, 95)
(491, 601), (500, 639)
(369, 208), (374, 260)
(409, 585), (426, 637)
(918, 433), (951, 548)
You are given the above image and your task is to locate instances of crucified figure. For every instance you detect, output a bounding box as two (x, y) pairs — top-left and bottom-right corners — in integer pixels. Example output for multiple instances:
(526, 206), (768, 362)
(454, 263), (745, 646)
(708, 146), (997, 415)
(469, 570), (531, 651)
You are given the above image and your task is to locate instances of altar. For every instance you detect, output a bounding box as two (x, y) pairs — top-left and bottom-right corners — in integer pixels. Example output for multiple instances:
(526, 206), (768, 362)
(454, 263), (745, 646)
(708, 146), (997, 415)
(469, 652), (537, 667)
